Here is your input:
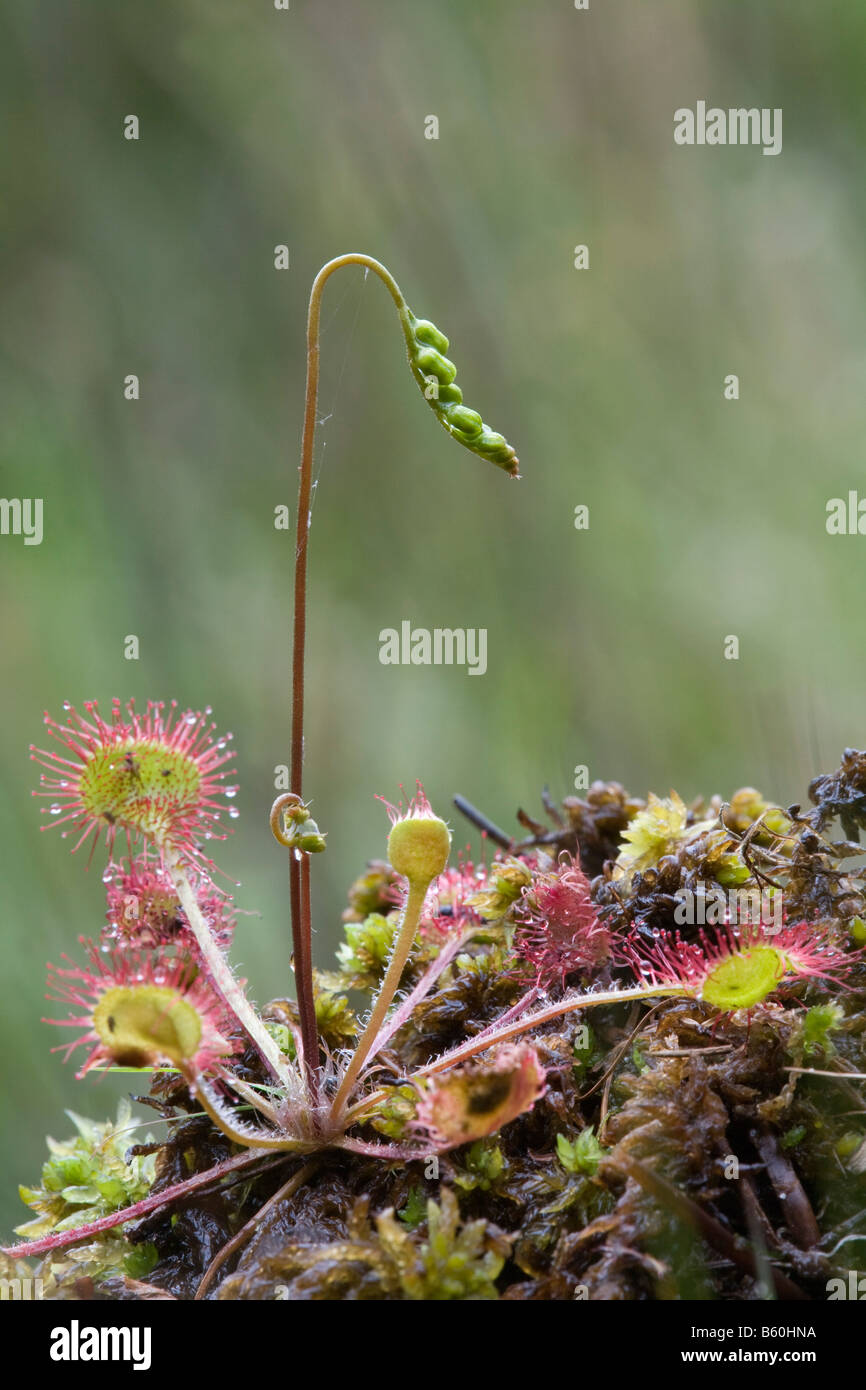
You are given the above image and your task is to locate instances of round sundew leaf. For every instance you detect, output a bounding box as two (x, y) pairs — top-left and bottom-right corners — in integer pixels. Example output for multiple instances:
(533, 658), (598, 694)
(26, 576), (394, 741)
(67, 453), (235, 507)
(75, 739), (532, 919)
(700, 945), (784, 1011)
(93, 985), (203, 1066)
(416, 1043), (546, 1149)
(78, 740), (202, 839)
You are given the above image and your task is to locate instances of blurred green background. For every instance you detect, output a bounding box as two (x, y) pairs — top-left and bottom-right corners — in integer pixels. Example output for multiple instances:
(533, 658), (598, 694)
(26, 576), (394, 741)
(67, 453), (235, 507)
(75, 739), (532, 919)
(1, 0), (865, 1236)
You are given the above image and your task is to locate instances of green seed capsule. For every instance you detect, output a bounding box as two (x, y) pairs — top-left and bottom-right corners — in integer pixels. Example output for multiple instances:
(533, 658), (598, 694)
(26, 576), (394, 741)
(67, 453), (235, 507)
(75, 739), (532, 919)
(292, 815), (327, 853)
(477, 429), (508, 453)
(436, 383), (463, 404)
(402, 299), (519, 476)
(477, 430), (518, 466)
(297, 829), (327, 853)
(414, 347), (457, 385)
(413, 318), (450, 354)
(444, 404), (483, 437)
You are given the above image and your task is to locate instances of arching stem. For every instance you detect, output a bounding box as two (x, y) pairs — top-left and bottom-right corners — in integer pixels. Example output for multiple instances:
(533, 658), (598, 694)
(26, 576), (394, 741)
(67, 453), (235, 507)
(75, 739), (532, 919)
(415, 984), (688, 1076)
(336, 983), (688, 1131)
(164, 847), (299, 1094)
(1, 1150), (281, 1261)
(290, 255), (412, 1092)
(330, 878), (427, 1118)
(182, 1068), (310, 1153)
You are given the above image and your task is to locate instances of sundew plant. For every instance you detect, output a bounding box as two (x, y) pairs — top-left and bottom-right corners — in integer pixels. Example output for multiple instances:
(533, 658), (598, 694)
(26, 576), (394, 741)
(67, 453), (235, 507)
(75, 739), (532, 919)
(6, 259), (866, 1301)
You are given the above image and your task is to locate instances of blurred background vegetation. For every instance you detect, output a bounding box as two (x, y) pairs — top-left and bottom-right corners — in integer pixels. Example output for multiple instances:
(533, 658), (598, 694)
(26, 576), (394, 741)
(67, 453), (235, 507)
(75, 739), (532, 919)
(1, 0), (865, 1236)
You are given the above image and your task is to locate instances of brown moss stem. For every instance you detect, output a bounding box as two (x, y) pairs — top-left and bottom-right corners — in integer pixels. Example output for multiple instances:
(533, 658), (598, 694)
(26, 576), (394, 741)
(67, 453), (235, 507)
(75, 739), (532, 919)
(194, 1160), (319, 1300)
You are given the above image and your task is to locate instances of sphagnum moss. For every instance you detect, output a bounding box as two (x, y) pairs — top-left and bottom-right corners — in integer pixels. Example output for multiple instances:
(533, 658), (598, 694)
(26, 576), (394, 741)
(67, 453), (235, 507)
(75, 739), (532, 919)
(10, 753), (866, 1298)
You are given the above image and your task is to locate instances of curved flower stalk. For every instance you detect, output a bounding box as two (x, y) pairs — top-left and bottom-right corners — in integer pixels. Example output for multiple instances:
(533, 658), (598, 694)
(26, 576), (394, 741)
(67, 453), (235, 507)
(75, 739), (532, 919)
(286, 255), (519, 1087)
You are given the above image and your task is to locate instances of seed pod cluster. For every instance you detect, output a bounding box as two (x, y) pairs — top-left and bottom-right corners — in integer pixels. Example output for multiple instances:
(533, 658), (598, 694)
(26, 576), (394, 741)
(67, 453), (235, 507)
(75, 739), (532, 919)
(402, 310), (519, 476)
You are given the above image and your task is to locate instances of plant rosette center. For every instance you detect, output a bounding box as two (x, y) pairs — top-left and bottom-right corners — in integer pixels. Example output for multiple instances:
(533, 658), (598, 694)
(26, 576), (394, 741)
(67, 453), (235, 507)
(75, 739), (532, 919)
(92, 984), (203, 1067)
